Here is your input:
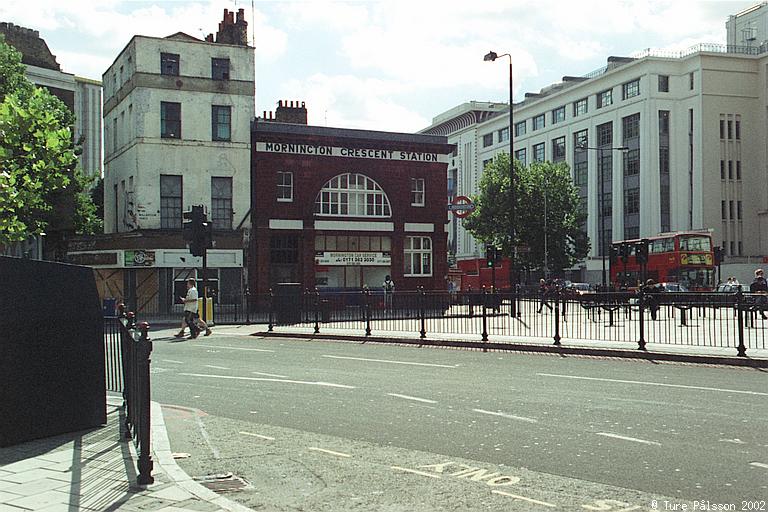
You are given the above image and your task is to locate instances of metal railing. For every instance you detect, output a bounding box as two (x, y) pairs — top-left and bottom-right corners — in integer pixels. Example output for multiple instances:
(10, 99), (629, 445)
(104, 307), (154, 485)
(258, 288), (767, 357)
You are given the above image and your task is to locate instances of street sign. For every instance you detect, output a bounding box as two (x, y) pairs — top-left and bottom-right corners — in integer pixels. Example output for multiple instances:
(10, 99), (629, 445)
(449, 196), (475, 218)
(514, 245), (531, 253)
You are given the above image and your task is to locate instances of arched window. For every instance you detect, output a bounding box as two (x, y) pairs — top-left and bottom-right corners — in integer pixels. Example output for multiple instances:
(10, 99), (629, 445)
(314, 173), (392, 217)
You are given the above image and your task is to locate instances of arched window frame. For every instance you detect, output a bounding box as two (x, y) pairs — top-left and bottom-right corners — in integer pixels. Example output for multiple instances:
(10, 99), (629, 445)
(314, 173), (392, 218)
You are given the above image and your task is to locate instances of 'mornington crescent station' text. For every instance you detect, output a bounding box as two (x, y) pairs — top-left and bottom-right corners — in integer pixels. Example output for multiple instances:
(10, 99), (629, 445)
(261, 142), (440, 162)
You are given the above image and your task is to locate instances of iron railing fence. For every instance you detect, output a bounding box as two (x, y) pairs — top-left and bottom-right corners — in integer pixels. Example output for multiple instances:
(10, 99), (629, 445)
(116, 289), (767, 356)
(103, 311), (154, 485)
(257, 289), (766, 356)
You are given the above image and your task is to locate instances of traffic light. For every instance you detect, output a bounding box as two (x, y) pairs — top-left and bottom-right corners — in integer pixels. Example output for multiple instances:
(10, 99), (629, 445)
(182, 205), (211, 257)
(485, 245), (497, 268)
(635, 239), (649, 264)
(714, 246), (723, 266)
(610, 245), (620, 264)
(620, 243), (630, 264)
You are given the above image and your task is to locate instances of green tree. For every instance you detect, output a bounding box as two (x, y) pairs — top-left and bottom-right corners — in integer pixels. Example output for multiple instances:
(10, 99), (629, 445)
(464, 153), (590, 275)
(0, 36), (100, 246)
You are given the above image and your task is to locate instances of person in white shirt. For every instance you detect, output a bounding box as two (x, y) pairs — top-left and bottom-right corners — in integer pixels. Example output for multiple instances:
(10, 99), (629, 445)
(383, 275), (395, 308)
(176, 278), (211, 339)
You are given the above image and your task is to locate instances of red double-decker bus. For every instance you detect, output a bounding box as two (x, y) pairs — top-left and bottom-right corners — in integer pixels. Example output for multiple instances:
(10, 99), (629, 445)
(610, 231), (715, 291)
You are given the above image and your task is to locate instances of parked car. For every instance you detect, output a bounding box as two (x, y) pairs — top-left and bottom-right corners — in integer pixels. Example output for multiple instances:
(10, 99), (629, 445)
(568, 282), (593, 295)
(715, 283), (744, 293)
(659, 282), (689, 292)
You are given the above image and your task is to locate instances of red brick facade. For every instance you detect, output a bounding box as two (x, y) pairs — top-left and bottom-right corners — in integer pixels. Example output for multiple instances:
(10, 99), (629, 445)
(250, 120), (452, 294)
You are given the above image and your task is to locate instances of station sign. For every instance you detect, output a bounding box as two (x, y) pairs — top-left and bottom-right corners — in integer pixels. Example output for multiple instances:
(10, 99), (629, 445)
(315, 252), (391, 266)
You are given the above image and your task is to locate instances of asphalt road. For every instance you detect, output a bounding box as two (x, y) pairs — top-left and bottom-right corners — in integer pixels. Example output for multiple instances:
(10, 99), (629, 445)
(150, 325), (768, 511)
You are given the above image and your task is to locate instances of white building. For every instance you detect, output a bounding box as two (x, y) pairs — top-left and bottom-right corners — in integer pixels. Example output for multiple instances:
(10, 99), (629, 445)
(71, 9), (255, 313)
(424, 44), (768, 284)
(102, 10), (254, 234)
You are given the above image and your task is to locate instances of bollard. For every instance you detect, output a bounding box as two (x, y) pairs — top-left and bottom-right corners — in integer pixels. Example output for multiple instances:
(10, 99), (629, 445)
(608, 307), (614, 327)
(736, 290), (747, 357)
(553, 298), (561, 346)
(468, 285), (474, 317)
(680, 308), (687, 327)
(314, 289), (320, 334)
(245, 288), (251, 325)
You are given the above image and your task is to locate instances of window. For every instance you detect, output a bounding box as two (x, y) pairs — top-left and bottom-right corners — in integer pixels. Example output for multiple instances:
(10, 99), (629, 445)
(161, 101), (181, 139)
(514, 148), (527, 166)
(597, 122), (612, 146)
(482, 159), (492, 169)
(160, 175), (182, 229)
(720, 160), (725, 180)
(689, 72), (694, 90)
(482, 133), (493, 147)
(211, 177), (233, 230)
(719, 120), (725, 139)
(735, 120), (741, 140)
(727, 120), (733, 139)
(212, 58), (230, 80)
(658, 75), (669, 92)
(738, 241), (743, 255)
(730, 241), (735, 255)
(659, 147), (669, 175)
(659, 110), (669, 135)
(650, 238), (675, 253)
(314, 173), (391, 217)
(721, 201), (727, 220)
(573, 98), (588, 116)
(533, 114), (545, 131)
(622, 78), (640, 99)
(737, 200), (743, 220)
(624, 226), (639, 240)
(552, 136), (566, 162)
(729, 200), (734, 219)
(277, 171), (293, 202)
(211, 105), (231, 141)
(404, 236), (432, 276)
(533, 142), (545, 162)
(737, 160), (742, 180)
(411, 178), (425, 206)
(574, 161), (588, 186)
(623, 149), (640, 176)
(597, 88), (613, 108)
(601, 192), (612, 216)
(574, 129), (588, 150)
(728, 160), (733, 179)
(514, 120), (526, 137)
(624, 188), (640, 214)
(622, 113), (640, 139)
(497, 127), (509, 143)
(161, 53), (179, 76)
(552, 106), (565, 124)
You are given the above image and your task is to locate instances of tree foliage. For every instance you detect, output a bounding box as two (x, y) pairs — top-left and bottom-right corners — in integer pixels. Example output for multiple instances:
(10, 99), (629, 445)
(463, 153), (590, 274)
(0, 36), (100, 245)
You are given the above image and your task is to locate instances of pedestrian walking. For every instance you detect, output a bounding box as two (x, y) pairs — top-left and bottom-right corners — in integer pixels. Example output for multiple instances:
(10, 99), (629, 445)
(383, 275), (395, 309)
(641, 279), (661, 320)
(749, 268), (768, 320)
(537, 279), (552, 313)
(177, 278), (212, 339)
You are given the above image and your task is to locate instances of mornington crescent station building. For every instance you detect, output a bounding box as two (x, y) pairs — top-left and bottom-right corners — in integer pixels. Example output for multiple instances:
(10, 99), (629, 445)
(250, 101), (453, 295)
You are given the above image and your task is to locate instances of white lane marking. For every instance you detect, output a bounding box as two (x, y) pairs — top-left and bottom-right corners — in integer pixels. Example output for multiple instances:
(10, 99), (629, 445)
(387, 393), (437, 404)
(194, 344), (275, 353)
(537, 373), (768, 397)
(179, 373), (355, 389)
(595, 432), (662, 446)
(308, 447), (352, 458)
(491, 490), (557, 508)
(239, 431), (275, 441)
(473, 409), (538, 424)
(391, 466), (441, 479)
(252, 371), (288, 378)
(161, 359), (184, 364)
(750, 462), (768, 469)
(323, 355), (456, 368)
(196, 416), (220, 459)
(204, 365), (230, 370)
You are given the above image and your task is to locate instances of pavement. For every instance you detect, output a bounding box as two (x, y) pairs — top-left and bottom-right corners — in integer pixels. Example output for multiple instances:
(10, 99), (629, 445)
(0, 396), (252, 512)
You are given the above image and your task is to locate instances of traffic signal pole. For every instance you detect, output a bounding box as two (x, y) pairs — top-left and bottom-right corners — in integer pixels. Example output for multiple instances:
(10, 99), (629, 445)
(202, 247), (208, 323)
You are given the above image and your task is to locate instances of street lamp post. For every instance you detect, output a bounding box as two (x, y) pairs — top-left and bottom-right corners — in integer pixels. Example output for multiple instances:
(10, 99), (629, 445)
(576, 144), (628, 289)
(484, 50), (516, 315)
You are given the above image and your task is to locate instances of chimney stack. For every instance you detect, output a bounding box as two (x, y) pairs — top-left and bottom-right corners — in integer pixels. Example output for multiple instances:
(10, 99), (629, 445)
(214, 7), (248, 46)
(274, 100), (308, 125)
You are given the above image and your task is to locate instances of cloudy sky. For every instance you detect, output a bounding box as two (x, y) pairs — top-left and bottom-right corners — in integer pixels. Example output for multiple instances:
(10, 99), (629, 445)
(0, 0), (756, 132)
